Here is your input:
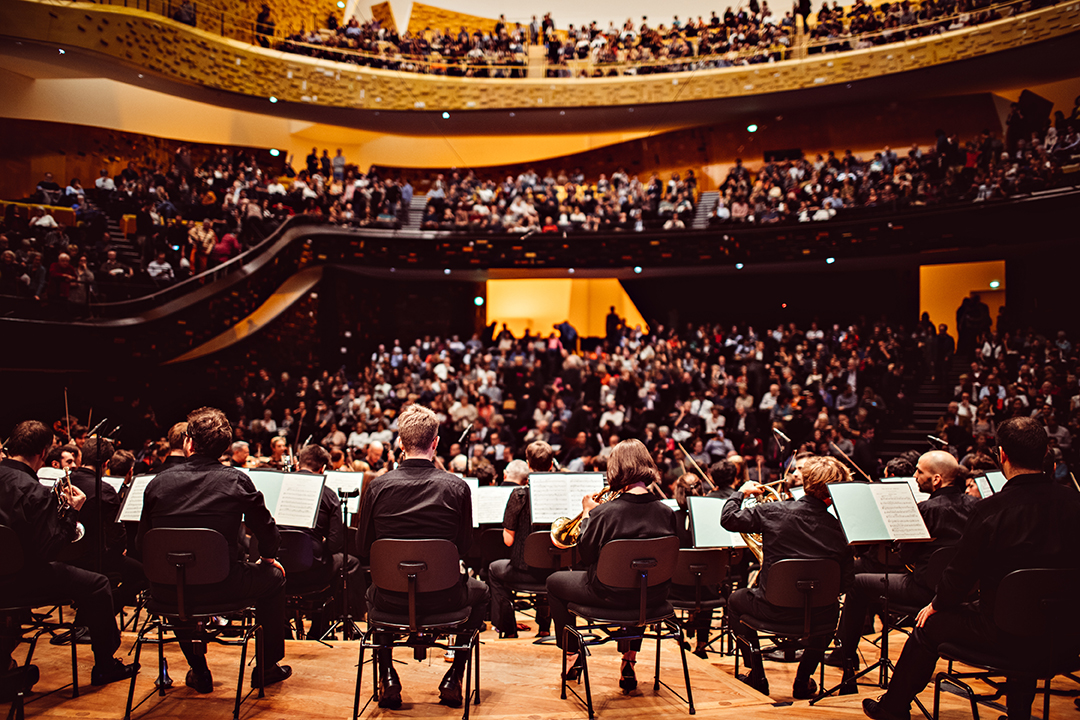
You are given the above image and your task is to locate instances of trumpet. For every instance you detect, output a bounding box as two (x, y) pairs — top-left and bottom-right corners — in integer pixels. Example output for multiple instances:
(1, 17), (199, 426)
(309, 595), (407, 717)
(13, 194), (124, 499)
(54, 469), (85, 543)
(550, 486), (623, 548)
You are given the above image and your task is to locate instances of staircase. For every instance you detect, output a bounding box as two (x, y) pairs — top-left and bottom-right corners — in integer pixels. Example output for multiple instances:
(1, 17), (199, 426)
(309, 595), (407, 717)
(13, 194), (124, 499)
(692, 191), (720, 229)
(105, 216), (143, 269)
(876, 357), (964, 461)
(404, 193), (428, 230)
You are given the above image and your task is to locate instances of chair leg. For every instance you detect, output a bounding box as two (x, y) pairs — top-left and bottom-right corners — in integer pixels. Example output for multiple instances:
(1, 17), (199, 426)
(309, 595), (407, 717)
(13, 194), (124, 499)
(69, 623), (79, 698)
(256, 624), (265, 699)
(473, 632), (481, 705)
(353, 636), (365, 720)
(462, 635), (473, 720)
(156, 625), (166, 696)
(579, 632), (594, 720)
(560, 627), (568, 700)
(654, 623), (663, 692)
(235, 627), (250, 719)
(933, 673), (941, 720)
(674, 622), (696, 715)
(124, 634), (145, 720)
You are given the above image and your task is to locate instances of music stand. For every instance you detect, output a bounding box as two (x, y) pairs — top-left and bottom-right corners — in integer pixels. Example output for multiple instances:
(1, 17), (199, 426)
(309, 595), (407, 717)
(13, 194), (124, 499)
(320, 488), (362, 643)
(812, 483), (931, 718)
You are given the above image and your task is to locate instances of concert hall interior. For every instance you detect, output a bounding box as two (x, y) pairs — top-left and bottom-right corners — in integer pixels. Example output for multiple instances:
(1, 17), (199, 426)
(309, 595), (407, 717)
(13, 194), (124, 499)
(1, 0), (1080, 717)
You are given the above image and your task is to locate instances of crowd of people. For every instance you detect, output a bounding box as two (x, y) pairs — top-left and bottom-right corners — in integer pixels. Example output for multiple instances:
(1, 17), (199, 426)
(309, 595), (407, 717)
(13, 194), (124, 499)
(262, 0), (1036, 79)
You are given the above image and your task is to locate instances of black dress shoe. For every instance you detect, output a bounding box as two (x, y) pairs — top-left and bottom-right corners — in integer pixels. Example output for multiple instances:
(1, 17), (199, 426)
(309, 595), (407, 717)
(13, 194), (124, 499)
(824, 649), (859, 669)
(563, 654), (584, 682)
(0, 664), (39, 702)
(619, 660), (637, 693)
(185, 668), (213, 694)
(737, 672), (769, 696)
(250, 663), (292, 689)
(91, 658), (139, 686)
(863, 697), (911, 720)
(378, 665), (402, 709)
(438, 666), (464, 707)
(792, 677), (818, 700)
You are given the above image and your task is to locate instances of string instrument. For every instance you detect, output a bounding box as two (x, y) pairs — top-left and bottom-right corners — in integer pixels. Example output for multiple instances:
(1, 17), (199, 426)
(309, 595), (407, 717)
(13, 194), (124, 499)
(551, 486), (623, 548)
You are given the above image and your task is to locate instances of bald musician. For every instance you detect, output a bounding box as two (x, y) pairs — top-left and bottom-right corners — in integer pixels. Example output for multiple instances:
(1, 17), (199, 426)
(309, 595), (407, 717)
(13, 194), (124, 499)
(830, 450), (977, 675)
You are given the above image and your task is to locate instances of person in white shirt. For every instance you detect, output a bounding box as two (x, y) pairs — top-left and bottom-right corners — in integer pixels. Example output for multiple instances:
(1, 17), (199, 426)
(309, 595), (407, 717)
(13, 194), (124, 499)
(146, 251), (175, 283)
(95, 170), (116, 192)
(759, 384), (781, 412)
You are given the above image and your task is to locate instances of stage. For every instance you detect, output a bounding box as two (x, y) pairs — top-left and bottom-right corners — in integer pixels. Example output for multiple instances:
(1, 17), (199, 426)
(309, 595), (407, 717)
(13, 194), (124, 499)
(9, 619), (1079, 719)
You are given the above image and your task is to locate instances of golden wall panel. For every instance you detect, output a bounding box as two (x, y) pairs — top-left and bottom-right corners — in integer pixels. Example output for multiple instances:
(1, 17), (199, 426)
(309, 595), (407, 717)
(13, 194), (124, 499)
(369, 2), (398, 33)
(2, 0), (1078, 114)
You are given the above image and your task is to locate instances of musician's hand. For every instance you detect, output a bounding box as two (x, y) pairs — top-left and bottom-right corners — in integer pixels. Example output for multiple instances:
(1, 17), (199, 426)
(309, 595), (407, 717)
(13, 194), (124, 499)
(260, 557), (285, 576)
(582, 492), (600, 513)
(66, 485), (87, 511)
(739, 482), (764, 498)
(915, 602), (936, 628)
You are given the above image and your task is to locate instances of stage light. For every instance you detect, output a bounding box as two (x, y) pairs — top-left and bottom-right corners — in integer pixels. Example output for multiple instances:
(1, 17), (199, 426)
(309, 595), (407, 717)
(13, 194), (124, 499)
(826, 257), (835, 264)
(337, 0), (345, 6)
(269, 96), (278, 103)
(989, 280), (1000, 289)
(443, 268), (451, 275)
(442, 111), (450, 119)
(58, 48), (65, 55)
(633, 266), (642, 274)
(735, 263), (744, 270)
(568, 268), (575, 274)
(782, 303), (788, 308)
(474, 296), (485, 307)
(269, 149), (280, 157)
(747, 124), (758, 132)
(344, 330), (352, 338)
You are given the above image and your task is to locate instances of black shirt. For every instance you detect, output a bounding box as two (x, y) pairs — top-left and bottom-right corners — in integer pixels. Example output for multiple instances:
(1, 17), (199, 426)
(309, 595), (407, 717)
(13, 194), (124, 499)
(290, 473), (343, 568)
(0, 458), (80, 568)
(356, 457), (472, 562)
(934, 472), (1080, 624)
(67, 466), (127, 566)
(722, 494), (854, 593)
(706, 486), (740, 501)
(501, 485), (533, 571)
(137, 454), (280, 564)
(577, 492), (678, 600)
(902, 484), (978, 589)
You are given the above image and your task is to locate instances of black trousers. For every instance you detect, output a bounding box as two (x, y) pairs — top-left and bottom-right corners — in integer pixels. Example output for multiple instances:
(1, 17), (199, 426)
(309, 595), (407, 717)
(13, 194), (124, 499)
(289, 553), (366, 632)
(669, 582), (721, 645)
(152, 560), (286, 670)
(728, 587), (838, 685)
(487, 559), (551, 634)
(878, 605), (1039, 719)
(546, 570), (647, 655)
(837, 572), (931, 661)
(368, 576), (488, 673)
(1, 562), (120, 666)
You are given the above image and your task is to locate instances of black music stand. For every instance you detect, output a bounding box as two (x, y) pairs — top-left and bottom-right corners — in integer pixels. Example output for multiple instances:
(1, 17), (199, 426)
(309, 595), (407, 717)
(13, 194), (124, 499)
(812, 483), (931, 719)
(320, 488), (361, 642)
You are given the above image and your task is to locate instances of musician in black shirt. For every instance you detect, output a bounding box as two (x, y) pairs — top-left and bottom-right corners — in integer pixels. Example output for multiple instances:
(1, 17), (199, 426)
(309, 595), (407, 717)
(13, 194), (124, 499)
(138, 407), (291, 693)
(357, 404), (489, 709)
(721, 455), (854, 698)
(488, 442), (555, 639)
(546, 439), (678, 692)
(705, 459), (740, 500)
(864, 417), (1080, 720)
(0, 421), (136, 694)
(670, 473), (721, 658)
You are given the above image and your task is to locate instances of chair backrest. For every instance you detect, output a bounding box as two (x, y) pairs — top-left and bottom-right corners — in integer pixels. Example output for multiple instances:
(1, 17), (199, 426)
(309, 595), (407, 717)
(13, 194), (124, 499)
(994, 568), (1080, 640)
(143, 528), (232, 620)
(478, 527), (511, 568)
(369, 539), (463, 631)
(923, 546), (959, 594)
(596, 536), (680, 627)
(763, 558), (841, 609)
(672, 548), (729, 606)
(0, 526), (24, 576)
(523, 531), (573, 571)
(277, 529), (316, 574)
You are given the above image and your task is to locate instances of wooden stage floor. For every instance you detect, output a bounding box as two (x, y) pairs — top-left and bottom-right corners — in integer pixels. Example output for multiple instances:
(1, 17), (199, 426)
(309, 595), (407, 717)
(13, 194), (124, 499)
(7, 619), (1079, 719)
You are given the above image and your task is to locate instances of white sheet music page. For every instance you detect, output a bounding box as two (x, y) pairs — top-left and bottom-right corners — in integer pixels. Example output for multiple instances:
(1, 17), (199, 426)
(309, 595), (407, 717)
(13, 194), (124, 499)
(870, 483), (930, 541)
(566, 474), (605, 510)
(275, 473), (325, 528)
(475, 486), (516, 525)
(528, 474), (570, 524)
(118, 474), (156, 522)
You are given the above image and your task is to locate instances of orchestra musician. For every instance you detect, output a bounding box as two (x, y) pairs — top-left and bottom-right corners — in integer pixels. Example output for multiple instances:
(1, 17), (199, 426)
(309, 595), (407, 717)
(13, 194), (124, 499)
(545, 439), (678, 691)
(160, 422), (192, 470)
(0, 421), (137, 697)
(706, 459), (740, 500)
(863, 416), (1080, 720)
(137, 407), (291, 694)
(487, 441), (555, 639)
(721, 455), (854, 698)
(828, 450), (976, 674)
(670, 473), (720, 658)
(356, 404), (489, 709)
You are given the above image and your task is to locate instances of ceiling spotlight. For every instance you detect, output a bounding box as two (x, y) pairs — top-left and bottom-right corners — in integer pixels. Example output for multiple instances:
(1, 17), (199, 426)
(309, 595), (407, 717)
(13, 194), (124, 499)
(58, 48), (66, 55)
(442, 111), (450, 119)
(269, 96), (278, 103)
(747, 124), (758, 133)
(337, 0), (345, 6)
(443, 268), (451, 275)
(473, 296), (485, 307)
(269, 149), (280, 157)
(735, 263), (744, 270)
(826, 257), (835, 264)
(568, 268), (575, 274)
(633, 266), (642, 274)
(989, 280), (1000, 289)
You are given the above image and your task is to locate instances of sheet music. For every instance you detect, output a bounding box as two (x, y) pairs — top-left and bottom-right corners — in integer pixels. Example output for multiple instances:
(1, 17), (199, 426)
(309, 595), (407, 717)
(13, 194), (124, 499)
(985, 470), (1008, 493)
(881, 476), (930, 503)
(687, 496), (746, 548)
(661, 498), (680, 510)
(117, 474), (156, 522)
(248, 470), (325, 529)
(974, 475), (993, 498)
(789, 486), (806, 500)
(871, 484), (931, 540)
(323, 470), (363, 514)
(528, 473), (605, 524)
(474, 485), (516, 526)
(38, 467), (64, 482)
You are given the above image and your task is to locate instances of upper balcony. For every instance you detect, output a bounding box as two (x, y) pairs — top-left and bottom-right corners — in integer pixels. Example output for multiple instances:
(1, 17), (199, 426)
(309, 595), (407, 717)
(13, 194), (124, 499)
(2, 0), (1079, 135)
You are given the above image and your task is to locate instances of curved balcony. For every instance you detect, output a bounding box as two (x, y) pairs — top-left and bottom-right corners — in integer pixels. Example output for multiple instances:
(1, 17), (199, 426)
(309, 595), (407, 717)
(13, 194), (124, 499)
(2, 0), (1079, 134)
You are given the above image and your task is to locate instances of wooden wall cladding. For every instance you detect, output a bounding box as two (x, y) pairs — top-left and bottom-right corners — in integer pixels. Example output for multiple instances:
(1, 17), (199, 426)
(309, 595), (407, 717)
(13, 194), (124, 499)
(3, 0), (1079, 113)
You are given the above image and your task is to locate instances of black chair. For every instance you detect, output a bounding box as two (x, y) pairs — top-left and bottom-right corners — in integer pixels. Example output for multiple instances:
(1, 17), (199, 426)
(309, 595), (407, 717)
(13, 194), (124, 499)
(933, 568), (1080, 720)
(276, 530), (334, 641)
(562, 536), (693, 719)
(353, 539), (480, 720)
(475, 527), (511, 581)
(889, 547), (959, 622)
(733, 558), (844, 693)
(669, 548), (730, 657)
(504, 532), (574, 643)
(0, 526), (79, 720)
(124, 528), (264, 720)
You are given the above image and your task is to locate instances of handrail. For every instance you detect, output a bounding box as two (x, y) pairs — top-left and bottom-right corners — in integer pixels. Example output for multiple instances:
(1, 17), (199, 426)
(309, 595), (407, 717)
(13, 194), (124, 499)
(72, 0), (1052, 77)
